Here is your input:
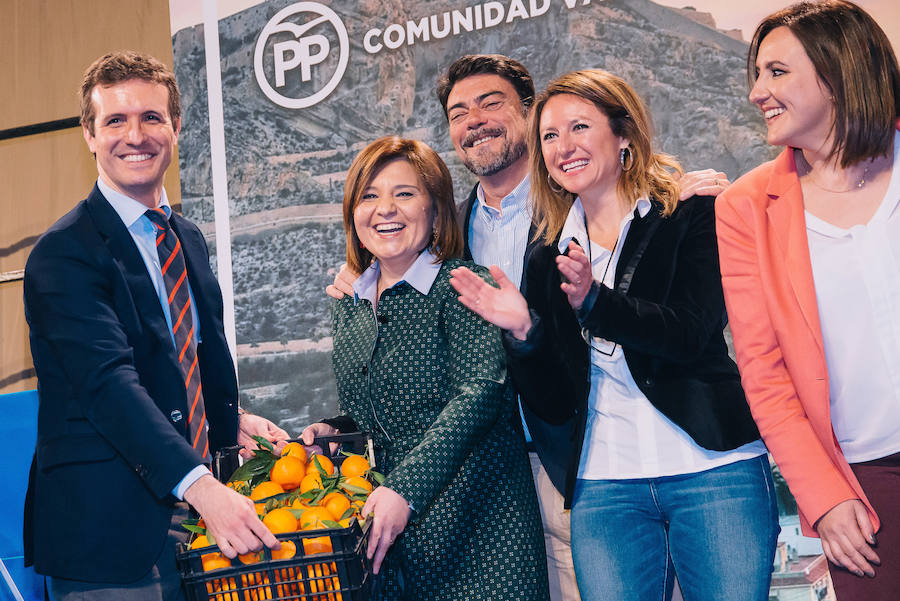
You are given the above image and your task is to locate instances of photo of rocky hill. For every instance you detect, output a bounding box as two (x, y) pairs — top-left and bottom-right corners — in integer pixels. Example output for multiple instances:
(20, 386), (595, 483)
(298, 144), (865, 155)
(172, 0), (776, 434)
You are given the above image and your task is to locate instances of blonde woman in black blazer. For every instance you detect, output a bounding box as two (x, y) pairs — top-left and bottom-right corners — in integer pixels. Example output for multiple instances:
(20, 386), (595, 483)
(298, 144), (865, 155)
(451, 69), (778, 601)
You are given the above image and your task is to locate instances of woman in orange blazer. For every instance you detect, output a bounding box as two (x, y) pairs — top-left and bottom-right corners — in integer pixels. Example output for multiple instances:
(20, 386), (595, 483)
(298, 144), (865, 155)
(716, 2), (900, 599)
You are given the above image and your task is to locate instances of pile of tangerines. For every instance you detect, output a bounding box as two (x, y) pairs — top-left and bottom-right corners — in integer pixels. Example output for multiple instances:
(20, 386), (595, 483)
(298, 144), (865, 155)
(185, 437), (380, 601)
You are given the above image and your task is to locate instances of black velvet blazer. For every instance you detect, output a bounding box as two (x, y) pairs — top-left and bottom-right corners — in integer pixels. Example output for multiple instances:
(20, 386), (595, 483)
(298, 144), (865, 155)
(503, 195), (761, 506)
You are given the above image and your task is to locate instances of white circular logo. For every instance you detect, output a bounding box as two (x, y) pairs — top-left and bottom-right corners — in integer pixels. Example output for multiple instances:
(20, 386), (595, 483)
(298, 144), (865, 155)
(254, 2), (349, 109)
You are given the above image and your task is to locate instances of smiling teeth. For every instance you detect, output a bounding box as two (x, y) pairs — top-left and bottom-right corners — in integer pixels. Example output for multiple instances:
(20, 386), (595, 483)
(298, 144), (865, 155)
(375, 224), (404, 233)
(562, 160), (588, 172)
(764, 108), (785, 119)
(472, 136), (496, 147)
(123, 154), (152, 162)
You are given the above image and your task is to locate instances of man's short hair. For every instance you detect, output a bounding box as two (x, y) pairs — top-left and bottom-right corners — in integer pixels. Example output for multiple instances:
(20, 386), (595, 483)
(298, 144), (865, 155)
(435, 54), (534, 118)
(80, 51), (181, 135)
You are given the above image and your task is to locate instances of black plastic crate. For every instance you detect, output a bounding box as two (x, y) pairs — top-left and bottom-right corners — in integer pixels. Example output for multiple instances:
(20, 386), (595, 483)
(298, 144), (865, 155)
(181, 432), (378, 600)
(177, 520), (373, 601)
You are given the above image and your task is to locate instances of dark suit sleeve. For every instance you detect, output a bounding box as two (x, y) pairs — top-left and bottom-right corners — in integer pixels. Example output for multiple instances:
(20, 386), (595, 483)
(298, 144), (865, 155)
(577, 196), (726, 363)
(502, 248), (582, 424)
(24, 229), (203, 499)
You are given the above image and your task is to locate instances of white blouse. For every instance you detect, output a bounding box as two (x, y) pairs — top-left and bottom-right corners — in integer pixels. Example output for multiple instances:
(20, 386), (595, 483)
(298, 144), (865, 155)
(805, 131), (900, 463)
(559, 198), (766, 480)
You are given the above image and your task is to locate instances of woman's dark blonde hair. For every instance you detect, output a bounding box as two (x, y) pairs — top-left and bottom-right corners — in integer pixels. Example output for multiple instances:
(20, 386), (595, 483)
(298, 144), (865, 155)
(343, 136), (463, 273)
(748, 0), (900, 168)
(528, 69), (682, 245)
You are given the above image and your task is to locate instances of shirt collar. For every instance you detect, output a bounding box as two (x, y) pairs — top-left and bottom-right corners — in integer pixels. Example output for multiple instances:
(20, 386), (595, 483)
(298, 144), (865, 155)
(474, 174), (530, 216)
(558, 196), (651, 254)
(98, 177), (171, 228)
(352, 248), (442, 305)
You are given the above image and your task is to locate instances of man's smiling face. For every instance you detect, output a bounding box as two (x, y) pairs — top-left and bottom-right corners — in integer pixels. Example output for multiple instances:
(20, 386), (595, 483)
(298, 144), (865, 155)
(446, 73), (528, 177)
(83, 78), (180, 208)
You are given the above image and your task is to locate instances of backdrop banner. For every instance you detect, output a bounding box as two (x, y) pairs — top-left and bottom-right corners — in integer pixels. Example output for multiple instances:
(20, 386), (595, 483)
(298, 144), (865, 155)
(169, 0), (774, 433)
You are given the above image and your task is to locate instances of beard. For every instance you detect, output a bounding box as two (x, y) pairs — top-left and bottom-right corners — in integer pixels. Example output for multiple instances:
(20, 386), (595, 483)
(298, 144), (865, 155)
(460, 128), (527, 177)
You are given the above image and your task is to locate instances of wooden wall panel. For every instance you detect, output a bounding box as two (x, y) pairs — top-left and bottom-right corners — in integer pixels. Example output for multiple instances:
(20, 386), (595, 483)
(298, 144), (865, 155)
(0, 282), (35, 394)
(1, 0), (181, 393)
(0, 0), (177, 130)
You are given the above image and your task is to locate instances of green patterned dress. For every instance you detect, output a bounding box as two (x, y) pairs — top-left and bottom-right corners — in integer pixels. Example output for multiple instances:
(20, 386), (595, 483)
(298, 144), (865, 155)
(331, 257), (549, 600)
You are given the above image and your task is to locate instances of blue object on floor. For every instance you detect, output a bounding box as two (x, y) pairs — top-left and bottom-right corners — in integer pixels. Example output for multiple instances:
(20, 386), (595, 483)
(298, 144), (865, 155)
(0, 390), (42, 601)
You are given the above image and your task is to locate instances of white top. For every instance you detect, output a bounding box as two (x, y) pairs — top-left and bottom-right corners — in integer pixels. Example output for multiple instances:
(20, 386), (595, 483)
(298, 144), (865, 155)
(805, 131), (900, 463)
(352, 248), (442, 308)
(560, 198), (767, 480)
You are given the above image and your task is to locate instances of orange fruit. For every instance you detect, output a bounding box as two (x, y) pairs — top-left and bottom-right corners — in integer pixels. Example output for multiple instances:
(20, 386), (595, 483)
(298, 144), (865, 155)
(191, 534), (212, 550)
(307, 454), (335, 476)
(282, 442), (308, 463)
(269, 456), (305, 490)
(227, 480), (249, 495)
(270, 539), (297, 560)
(340, 475), (373, 494)
(299, 506), (334, 531)
(250, 481), (285, 501)
(348, 498), (366, 516)
(208, 576), (240, 600)
(291, 497), (314, 511)
(202, 553), (231, 572)
(238, 551), (262, 564)
(339, 454), (369, 478)
(241, 572), (272, 601)
(322, 492), (351, 521)
(298, 472), (323, 494)
(338, 517), (354, 528)
(302, 535), (333, 555)
(273, 566), (299, 598)
(250, 481), (285, 515)
(262, 507), (298, 534)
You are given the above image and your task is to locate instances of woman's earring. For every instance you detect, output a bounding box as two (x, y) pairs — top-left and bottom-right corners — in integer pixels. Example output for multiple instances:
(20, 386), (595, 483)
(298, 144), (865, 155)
(619, 147), (634, 171)
(547, 173), (565, 193)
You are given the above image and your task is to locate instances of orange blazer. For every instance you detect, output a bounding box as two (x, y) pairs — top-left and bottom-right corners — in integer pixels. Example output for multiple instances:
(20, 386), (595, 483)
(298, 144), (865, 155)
(715, 148), (878, 537)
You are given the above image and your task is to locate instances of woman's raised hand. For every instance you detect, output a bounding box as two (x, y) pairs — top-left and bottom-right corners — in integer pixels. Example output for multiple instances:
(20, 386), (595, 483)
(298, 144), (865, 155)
(556, 241), (593, 310)
(450, 265), (532, 340)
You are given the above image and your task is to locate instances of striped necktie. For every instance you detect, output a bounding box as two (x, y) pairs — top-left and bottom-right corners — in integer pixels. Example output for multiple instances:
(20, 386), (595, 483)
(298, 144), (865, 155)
(145, 208), (209, 460)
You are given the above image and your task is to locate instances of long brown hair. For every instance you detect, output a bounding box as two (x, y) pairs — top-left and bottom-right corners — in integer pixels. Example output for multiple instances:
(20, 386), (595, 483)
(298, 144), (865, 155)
(343, 136), (463, 273)
(528, 69), (682, 245)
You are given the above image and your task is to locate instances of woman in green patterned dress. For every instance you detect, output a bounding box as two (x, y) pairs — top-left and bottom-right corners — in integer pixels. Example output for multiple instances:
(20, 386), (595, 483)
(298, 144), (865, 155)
(301, 136), (549, 600)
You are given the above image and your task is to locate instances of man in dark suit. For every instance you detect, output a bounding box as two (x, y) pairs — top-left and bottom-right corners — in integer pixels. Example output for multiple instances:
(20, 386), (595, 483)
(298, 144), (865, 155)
(23, 51), (285, 600)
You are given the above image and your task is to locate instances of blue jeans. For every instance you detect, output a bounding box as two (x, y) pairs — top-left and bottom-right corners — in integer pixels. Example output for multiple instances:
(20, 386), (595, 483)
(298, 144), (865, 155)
(571, 455), (779, 601)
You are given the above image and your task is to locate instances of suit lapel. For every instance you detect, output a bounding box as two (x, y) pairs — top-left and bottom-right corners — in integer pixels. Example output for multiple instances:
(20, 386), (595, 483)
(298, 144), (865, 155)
(765, 149), (826, 356)
(614, 203), (661, 291)
(84, 186), (172, 348)
(459, 185), (477, 262)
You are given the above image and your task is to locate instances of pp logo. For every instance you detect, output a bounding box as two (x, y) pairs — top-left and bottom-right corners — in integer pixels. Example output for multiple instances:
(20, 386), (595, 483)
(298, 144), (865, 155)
(254, 2), (349, 109)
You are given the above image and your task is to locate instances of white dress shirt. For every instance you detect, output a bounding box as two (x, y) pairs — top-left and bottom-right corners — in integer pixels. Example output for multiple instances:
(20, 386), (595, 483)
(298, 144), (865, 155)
(468, 175), (532, 290)
(468, 176), (536, 443)
(561, 197), (767, 480)
(805, 131), (900, 463)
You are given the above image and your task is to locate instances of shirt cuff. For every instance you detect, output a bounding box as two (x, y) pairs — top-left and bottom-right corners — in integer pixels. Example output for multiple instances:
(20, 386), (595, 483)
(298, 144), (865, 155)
(575, 281), (602, 324)
(172, 464), (212, 500)
(502, 309), (543, 356)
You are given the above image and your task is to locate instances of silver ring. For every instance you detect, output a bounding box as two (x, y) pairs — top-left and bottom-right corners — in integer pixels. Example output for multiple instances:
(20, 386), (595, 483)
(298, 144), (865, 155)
(575, 279), (582, 285)
(714, 178), (721, 186)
